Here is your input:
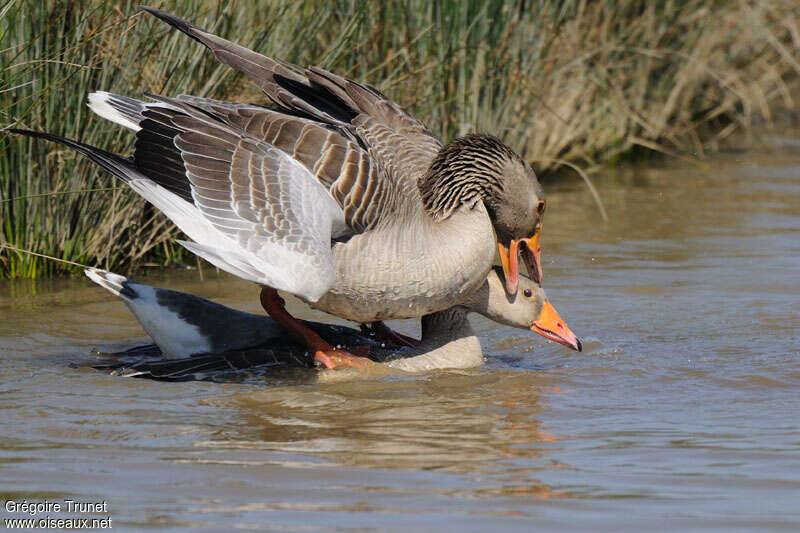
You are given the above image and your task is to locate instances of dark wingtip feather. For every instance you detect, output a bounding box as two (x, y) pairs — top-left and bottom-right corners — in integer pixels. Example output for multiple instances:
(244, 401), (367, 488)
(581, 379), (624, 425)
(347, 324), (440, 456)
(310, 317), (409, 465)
(8, 128), (59, 141)
(8, 128), (136, 183)
(139, 6), (208, 47)
(9, 128), (99, 152)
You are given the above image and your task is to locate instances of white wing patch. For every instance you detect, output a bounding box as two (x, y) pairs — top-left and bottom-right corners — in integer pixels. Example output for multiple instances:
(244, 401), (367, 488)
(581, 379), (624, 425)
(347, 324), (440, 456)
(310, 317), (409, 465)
(174, 116), (345, 301)
(128, 157), (341, 301)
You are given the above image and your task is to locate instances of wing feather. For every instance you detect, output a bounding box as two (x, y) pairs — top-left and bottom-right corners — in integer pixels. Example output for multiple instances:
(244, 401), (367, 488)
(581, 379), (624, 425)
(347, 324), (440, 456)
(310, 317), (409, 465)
(166, 96), (396, 233)
(169, 110), (344, 300)
(141, 8), (443, 212)
(90, 90), (402, 236)
(94, 93), (347, 300)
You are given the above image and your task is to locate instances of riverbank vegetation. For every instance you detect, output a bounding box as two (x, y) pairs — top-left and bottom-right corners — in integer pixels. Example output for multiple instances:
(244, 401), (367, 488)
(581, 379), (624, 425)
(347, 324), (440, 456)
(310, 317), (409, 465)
(2, 0), (798, 277)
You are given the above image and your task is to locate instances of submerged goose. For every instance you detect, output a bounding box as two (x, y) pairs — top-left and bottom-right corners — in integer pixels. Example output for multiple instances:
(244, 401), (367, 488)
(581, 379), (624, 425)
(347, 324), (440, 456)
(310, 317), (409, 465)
(12, 6), (549, 370)
(86, 267), (580, 379)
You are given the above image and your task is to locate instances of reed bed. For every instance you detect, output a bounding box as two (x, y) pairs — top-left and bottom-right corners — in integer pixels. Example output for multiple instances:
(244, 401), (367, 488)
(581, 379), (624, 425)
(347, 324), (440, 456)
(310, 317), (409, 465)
(1, 0), (798, 277)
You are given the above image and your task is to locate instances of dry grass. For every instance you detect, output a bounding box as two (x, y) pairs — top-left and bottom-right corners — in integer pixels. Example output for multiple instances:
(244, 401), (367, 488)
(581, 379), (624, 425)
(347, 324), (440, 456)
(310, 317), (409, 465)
(1, 0), (798, 277)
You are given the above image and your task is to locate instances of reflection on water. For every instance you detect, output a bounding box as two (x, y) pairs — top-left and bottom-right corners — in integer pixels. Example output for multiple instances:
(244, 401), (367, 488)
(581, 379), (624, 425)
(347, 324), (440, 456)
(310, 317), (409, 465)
(1, 133), (799, 530)
(210, 373), (556, 477)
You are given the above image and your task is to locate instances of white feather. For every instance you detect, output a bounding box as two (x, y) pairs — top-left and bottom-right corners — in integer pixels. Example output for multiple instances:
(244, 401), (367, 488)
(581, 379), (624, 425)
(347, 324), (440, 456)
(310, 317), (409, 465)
(128, 177), (335, 301)
(87, 91), (345, 302)
(87, 92), (141, 132)
(84, 268), (128, 297)
(126, 179), (222, 246)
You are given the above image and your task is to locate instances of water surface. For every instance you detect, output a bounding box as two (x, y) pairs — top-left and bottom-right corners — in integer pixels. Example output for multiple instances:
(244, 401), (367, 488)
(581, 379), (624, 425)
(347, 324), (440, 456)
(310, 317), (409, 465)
(1, 134), (799, 531)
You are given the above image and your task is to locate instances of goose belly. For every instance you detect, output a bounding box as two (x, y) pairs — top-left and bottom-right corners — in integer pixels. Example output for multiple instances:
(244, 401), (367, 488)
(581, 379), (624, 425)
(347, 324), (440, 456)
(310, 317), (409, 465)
(310, 207), (496, 323)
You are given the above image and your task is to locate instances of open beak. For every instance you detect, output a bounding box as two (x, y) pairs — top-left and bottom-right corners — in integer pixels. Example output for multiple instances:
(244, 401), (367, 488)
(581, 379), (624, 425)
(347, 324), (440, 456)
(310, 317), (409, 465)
(520, 232), (542, 285)
(498, 240), (520, 296)
(498, 230), (543, 296)
(532, 301), (582, 352)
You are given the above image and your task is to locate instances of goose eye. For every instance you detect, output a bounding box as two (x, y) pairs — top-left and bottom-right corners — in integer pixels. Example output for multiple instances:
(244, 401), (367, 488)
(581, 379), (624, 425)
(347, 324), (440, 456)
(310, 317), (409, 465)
(523, 288), (533, 298)
(537, 201), (546, 215)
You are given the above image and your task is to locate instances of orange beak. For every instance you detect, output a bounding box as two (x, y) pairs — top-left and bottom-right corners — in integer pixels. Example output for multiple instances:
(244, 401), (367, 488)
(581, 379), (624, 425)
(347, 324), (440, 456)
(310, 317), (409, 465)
(520, 232), (542, 285)
(532, 301), (582, 351)
(498, 240), (519, 296)
(498, 230), (543, 296)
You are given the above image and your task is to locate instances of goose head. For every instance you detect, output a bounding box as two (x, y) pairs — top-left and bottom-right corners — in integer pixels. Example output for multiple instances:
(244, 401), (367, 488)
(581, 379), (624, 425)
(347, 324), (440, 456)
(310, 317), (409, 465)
(488, 154), (546, 297)
(419, 134), (545, 295)
(463, 267), (582, 352)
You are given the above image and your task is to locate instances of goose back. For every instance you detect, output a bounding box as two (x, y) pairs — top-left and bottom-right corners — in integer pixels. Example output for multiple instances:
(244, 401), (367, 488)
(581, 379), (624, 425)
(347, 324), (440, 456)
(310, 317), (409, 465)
(141, 8), (547, 248)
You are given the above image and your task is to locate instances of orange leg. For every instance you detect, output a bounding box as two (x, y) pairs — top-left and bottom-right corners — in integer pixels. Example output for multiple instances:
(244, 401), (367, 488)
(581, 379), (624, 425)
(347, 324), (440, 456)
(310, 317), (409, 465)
(360, 321), (421, 348)
(260, 288), (373, 371)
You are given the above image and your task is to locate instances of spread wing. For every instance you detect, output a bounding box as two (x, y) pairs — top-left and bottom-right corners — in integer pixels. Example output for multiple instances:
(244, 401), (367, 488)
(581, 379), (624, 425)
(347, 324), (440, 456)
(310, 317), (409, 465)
(94, 92), (397, 233)
(38, 94), (347, 301)
(173, 96), (396, 232)
(141, 7), (443, 193)
(151, 97), (345, 300)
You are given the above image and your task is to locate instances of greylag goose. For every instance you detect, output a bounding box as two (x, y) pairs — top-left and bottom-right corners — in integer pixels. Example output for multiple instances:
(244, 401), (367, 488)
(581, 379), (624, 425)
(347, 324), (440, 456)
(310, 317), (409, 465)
(136, 6), (546, 291)
(86, 266), (580, 379)
(11, 6), (549, 370)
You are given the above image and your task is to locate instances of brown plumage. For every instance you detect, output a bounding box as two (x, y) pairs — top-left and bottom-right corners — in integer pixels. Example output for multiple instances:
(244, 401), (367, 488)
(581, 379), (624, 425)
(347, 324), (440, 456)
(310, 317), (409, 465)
(10, 6), (550, 331)
(140, 7), (546, 249)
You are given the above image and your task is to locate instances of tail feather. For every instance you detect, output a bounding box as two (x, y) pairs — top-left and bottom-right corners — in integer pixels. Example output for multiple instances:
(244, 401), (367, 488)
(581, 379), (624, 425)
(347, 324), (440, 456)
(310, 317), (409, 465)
(87, 92), (143, 131)
(87, 91), (184, 132)
(85, 92), (193, 202)
(84, 268), (138, 300)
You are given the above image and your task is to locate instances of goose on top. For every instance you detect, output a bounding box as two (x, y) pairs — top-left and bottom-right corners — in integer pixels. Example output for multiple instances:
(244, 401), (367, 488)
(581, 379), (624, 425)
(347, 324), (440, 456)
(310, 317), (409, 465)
(11, 6), (550, 370)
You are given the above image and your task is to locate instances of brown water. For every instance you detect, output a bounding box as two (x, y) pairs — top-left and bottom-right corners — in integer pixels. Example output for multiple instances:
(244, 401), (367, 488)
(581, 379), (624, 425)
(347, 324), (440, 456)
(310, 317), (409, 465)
(1, 134), (799, 531)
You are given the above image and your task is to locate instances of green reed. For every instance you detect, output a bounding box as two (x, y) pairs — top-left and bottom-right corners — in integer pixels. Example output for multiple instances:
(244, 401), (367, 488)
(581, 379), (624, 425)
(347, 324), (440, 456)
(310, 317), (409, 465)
(1, 0), (797, 277)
